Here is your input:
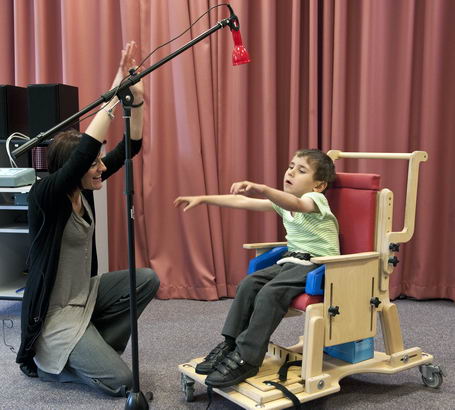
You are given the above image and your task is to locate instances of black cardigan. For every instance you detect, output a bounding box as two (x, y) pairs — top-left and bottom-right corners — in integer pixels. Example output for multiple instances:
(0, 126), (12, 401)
(16, 133), (142, 372)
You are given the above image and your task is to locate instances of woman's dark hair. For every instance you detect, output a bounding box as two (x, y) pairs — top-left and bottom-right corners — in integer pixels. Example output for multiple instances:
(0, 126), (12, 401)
(295, 149), (336, 188)
(47, 129), (82, 174)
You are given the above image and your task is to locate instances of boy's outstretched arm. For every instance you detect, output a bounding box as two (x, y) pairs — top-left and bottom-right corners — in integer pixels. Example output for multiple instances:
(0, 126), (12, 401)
(174, 194), (273, 212)
(231, 180), (318, 213)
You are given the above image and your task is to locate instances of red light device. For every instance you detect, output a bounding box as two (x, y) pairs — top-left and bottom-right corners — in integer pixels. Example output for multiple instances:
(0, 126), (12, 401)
(227, 7), (251, 66)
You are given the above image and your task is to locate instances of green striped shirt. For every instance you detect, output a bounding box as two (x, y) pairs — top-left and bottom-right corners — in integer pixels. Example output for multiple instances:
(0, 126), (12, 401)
(272, 192), (340, 257)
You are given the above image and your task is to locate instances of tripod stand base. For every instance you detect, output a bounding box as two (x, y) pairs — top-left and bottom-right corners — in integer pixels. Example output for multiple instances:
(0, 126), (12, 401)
(124, 391), (153, 409)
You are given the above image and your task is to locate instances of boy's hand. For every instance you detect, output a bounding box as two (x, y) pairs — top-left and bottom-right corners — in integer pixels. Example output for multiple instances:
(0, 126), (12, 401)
(174, 196), (204, 212)
(230, 181), (266, 196)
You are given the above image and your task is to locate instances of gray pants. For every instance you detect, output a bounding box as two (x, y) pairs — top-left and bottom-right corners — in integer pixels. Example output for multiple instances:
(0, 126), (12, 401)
(38, 268), (160, 397)
(222, 263), (316, 366)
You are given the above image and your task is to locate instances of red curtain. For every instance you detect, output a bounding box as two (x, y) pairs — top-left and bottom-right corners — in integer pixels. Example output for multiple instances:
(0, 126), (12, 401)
(0, 0), (453, 301)
(318, 0), (455, 301)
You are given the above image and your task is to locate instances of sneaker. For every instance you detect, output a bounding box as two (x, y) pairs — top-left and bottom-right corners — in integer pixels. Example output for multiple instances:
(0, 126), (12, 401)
(205, 350), (259, 388)
(195, 341), (235, 375)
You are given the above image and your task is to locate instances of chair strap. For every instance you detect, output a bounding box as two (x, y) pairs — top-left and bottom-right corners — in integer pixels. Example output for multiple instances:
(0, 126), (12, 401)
(282, 251), (311, 261)
(206, 386), (213, 410)
(278, 359), (303, 381)
(264, 380), (302, 409)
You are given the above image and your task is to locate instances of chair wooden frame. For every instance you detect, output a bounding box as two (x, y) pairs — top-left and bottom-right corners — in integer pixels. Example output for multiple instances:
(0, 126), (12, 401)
(179, 150), (443, 408)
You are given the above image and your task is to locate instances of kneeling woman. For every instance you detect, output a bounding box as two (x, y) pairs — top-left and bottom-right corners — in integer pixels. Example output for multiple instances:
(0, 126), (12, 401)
(16, 42), (160, 397)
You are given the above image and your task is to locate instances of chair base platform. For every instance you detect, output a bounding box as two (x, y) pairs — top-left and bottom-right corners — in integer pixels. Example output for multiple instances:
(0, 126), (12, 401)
(178, 342), (434, 409)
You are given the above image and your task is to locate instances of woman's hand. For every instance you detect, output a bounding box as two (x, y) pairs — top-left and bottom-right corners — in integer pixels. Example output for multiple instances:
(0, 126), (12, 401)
(111, 41), (144, 103)
(86, 41), (144, 142)
(174, 196), (205, 212)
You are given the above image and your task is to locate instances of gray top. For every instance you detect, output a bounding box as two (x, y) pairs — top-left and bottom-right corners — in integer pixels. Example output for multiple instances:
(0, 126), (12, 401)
(34, 195), (100, 374)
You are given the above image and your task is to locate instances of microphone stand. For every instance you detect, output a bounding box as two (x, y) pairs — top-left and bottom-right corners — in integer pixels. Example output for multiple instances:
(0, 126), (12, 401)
(116, 87), (148, 408)
(13, 10), (240, 410)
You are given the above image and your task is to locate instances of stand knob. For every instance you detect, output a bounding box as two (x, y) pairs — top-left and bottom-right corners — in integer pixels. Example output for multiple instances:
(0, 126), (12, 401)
(389, 243), (400, 252)
(388, 256), (399, 266)
(370, 297), (381, 308)
(328, 305), (340, 316)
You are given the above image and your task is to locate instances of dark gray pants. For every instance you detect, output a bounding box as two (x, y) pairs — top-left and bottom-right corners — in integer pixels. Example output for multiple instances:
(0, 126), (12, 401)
(38, 268), (160, 397)
(222, 263), (316, 366)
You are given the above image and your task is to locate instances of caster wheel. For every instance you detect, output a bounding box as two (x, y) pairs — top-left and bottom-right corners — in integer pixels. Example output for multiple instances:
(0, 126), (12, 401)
(419, 364), (444, 389)
(180, 373), (195, 402)
(421, 372), (443, 388)
(184, 384), (195, 402)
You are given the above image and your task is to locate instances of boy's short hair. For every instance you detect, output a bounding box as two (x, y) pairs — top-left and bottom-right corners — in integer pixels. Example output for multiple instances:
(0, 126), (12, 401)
(47, 129), (82, 174)
(295, 149), (336, 186)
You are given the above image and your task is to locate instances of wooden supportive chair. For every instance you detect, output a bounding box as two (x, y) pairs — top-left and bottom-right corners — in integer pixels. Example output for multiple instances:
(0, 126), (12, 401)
(179, 150), (444, 408)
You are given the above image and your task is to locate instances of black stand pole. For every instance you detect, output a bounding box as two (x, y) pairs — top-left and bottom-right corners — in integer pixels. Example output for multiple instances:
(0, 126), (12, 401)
(11, 9), (240, 410)
(116, 88), (150, 409)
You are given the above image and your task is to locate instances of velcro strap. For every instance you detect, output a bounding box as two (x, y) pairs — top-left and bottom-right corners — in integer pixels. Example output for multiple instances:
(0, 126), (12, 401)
(216, 357), (240, 374)
(264, 381), (301, 408)
(223, 357), (239, 370)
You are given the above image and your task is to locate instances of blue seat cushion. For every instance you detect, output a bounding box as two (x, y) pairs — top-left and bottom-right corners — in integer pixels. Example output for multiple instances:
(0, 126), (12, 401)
(247, 246), (324, 295)
(247, 246), (288, 274)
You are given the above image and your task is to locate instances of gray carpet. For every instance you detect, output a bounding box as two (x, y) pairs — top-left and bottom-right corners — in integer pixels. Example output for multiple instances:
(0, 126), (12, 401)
(0, 298), (453, 409)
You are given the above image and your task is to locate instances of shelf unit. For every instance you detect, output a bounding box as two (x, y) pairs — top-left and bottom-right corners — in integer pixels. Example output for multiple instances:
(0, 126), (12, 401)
(0, 185), (31, 301)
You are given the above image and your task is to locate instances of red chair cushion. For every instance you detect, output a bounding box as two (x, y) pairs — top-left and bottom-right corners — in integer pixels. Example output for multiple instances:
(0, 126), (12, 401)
(326, 173), (380, 254)
(290, 293), (324, 310)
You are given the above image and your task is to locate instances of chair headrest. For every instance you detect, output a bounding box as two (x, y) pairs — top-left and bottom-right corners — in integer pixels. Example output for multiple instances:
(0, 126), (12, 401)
(332, 172), (380, 190)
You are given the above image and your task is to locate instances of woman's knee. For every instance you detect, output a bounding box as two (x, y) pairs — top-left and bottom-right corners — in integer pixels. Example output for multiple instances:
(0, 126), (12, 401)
(136, 268), (160, 298)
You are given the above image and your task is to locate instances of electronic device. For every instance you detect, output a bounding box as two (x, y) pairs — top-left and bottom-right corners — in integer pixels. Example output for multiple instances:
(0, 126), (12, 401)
(0, 168), (35, 187)
(27, 83), (79, 137)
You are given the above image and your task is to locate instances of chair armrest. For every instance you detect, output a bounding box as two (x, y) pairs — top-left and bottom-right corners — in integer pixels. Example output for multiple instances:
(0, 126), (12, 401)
(243, 242), (287, 257)
(243, 242), (287, 250)
(310, 251), (379, 264)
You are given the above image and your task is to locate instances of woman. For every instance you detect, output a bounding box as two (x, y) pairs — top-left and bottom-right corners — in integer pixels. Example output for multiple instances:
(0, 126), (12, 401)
(16, 42), (160, 397)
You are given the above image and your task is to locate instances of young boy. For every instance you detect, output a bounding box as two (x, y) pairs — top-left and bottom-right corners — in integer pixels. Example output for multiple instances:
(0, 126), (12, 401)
(174, 149), (339, 388)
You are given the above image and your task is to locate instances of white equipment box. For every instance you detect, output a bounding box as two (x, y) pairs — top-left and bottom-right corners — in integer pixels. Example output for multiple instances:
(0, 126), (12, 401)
(0, 168), (36, 187)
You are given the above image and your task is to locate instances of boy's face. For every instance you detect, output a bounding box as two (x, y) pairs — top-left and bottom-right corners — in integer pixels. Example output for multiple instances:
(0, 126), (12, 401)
(283, 155), (326, 197)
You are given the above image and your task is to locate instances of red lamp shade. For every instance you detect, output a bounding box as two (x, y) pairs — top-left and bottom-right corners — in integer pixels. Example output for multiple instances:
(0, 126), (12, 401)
(231, 29), (251, 66)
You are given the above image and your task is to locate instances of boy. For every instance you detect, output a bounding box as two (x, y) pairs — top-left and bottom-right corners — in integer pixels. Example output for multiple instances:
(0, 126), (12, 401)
(174, 149), (339, 388)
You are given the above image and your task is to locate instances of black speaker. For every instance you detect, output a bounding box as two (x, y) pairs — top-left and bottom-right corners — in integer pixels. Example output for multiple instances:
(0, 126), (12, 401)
(27, 83), (79, 138)
(0, 139), (32, 168)
(0, 85), (28, 140)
